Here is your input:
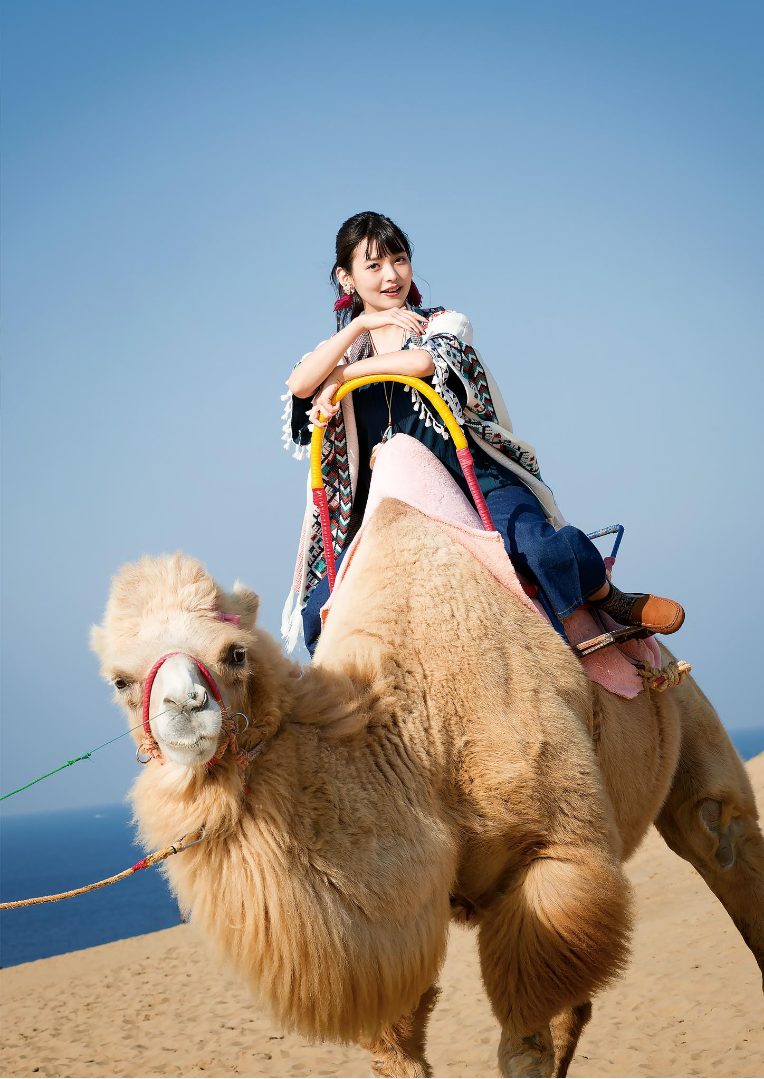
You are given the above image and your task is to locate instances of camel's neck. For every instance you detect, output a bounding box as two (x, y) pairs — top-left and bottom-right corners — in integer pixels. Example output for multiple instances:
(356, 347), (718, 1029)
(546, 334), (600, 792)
(129, 651), (454, 1043)
(131, 643), (405, 854)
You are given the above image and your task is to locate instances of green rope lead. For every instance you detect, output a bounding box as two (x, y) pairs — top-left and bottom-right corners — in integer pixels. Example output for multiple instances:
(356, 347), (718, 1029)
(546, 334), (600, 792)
(0, 724), (143, 802)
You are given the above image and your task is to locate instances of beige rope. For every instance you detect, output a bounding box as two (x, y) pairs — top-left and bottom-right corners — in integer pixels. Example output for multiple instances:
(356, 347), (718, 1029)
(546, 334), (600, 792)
(0, 827), (205, 910)
(635, 659), (692, 692)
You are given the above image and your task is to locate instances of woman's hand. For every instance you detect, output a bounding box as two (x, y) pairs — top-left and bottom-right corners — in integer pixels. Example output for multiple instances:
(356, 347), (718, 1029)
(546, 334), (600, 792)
(308, 368), (343, 428)
(357, 307), (429, 337)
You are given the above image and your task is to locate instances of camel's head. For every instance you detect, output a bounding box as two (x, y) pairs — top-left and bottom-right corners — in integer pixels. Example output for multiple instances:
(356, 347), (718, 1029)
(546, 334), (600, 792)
(90, 553), (264, 768)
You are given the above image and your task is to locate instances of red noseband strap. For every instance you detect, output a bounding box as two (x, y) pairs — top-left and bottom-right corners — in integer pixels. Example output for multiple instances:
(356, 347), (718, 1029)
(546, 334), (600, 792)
(142, 651), (225, 737)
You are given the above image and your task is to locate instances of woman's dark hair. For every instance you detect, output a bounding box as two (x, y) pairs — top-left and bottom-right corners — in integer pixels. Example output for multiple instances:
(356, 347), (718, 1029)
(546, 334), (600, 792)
(331, 211), (422, 331)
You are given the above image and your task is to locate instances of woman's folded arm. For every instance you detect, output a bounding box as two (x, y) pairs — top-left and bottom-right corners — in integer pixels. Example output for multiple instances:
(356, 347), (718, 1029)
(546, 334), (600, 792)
(288, 318), (367, 398)
(338, 348), (435, 382)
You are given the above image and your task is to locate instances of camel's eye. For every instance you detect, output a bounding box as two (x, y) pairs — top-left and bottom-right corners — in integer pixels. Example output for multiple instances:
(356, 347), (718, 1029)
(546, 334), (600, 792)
(113, 677), (131, 691)
(228, 646), (247, 667)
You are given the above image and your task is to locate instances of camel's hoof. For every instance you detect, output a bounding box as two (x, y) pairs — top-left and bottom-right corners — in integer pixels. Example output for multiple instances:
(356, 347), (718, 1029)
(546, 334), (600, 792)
(500, 1032), (555, 1078)
(369, 1055), (431, 1078)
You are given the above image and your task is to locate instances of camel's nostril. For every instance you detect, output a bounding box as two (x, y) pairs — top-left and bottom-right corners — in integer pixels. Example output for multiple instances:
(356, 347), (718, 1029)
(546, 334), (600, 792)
(188, 687), (208, 710)
(163, 686), (208, 711)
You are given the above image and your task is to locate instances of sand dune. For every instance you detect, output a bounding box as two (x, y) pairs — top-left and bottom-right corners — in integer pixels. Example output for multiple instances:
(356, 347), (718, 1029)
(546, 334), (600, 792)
(2, 755), (762, 1079)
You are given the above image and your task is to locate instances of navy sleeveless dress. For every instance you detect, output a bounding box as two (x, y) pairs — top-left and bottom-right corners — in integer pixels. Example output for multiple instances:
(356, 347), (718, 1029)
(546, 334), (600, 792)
(295, 356), (607, 654)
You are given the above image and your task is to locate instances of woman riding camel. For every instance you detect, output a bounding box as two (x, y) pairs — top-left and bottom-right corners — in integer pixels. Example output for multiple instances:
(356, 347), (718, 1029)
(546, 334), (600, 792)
(281, 210), (684, 656)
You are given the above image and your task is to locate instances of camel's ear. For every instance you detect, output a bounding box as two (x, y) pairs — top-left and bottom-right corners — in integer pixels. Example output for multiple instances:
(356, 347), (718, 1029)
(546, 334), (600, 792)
(90, 623), (105, 660)
(231, 582), (260, 627)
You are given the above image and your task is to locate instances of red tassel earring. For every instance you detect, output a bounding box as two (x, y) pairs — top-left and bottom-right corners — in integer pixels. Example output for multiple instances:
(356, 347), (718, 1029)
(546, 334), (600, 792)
(407, 280), (423, 306)
(333, 293), (353, 311)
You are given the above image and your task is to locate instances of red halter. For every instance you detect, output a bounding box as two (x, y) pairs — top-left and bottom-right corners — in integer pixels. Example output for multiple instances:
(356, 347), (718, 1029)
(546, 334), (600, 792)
(141, 651), (225, 738)
(138, 614), (258, 774)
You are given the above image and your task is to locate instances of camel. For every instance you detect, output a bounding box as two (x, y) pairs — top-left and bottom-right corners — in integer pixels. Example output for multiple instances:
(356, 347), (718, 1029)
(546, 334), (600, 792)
(91, 499), (764, 1078)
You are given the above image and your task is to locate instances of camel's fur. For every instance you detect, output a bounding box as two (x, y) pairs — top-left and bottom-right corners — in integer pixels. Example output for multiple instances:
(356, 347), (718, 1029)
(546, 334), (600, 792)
(92, 500), (764, 1077)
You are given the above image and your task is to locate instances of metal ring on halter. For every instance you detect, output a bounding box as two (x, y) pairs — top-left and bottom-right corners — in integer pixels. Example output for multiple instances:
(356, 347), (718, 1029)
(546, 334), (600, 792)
(231, 712), (250, 735)
(136, 744), (153, 765)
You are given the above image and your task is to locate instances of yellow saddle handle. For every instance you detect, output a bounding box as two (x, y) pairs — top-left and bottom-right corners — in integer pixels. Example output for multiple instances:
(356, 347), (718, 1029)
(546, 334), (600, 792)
(310, 375), (496, 592)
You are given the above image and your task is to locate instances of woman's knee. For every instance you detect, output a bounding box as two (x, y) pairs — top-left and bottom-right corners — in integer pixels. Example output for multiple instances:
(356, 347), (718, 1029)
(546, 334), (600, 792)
(487, 487), (550, 553)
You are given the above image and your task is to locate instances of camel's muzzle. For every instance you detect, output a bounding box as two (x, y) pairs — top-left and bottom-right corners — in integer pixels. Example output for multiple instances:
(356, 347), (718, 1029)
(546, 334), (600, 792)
(139, 651), (227, 766)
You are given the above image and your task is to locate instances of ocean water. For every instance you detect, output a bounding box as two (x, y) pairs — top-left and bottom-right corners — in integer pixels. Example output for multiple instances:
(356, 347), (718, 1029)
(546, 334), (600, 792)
(1, 727), (762, 969)
(731, 726), (764, 763)
(0, 803), (182, 969)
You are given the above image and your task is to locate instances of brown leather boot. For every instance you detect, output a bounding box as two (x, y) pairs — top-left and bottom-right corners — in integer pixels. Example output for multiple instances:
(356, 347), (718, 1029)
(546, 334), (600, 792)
(589, 582), (685, 634)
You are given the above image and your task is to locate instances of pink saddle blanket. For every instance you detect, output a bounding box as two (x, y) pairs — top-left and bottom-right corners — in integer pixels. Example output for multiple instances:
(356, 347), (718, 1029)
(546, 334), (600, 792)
(320, 433), (660, 699)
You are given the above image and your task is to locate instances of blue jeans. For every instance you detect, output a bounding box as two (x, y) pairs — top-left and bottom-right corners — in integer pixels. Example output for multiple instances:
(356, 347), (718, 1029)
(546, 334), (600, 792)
(484, 479), (607, 635)
(302, 477), (606, 655)
(302, 546), (351, 657)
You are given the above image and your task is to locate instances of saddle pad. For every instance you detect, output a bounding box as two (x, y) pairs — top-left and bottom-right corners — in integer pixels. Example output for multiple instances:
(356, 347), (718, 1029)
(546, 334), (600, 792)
(320, 433), (660, 699)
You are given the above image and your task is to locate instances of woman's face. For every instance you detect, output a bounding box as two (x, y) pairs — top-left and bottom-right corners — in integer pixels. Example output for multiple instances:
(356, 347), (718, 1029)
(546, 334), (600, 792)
(341, 240), (413, 312)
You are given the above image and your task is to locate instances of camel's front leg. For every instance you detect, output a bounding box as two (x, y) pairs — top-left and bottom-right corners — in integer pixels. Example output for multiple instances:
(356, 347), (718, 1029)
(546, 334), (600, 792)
(361, 984), (440, 1078)
(503, 1002), (592, 1079)
(478, 847), (630, 1078)
(654, 682), (764, 986)
(549, 1002), (592, 1077)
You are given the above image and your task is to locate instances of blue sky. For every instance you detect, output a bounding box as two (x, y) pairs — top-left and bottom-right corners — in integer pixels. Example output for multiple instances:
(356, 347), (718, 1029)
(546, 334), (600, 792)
(2, 0), (762, 815)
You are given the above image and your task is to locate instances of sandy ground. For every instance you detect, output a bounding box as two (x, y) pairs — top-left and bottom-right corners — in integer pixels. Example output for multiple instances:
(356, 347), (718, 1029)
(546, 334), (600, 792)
(2, 756), (762, 1079)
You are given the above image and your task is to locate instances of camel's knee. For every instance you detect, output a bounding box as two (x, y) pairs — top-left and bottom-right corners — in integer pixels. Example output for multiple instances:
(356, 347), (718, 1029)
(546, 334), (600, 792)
(699, 797), (748, 869)
(479, 849), (631, 1037)
(658, 794), (764, 878)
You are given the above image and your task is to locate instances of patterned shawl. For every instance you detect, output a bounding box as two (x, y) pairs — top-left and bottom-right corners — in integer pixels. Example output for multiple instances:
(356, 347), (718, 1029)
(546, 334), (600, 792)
(279, 305), (565, 652)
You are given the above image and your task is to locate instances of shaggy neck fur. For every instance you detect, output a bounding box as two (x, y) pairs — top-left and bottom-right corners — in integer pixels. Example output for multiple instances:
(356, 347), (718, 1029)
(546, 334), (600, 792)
(131, 632), (455, 1043)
